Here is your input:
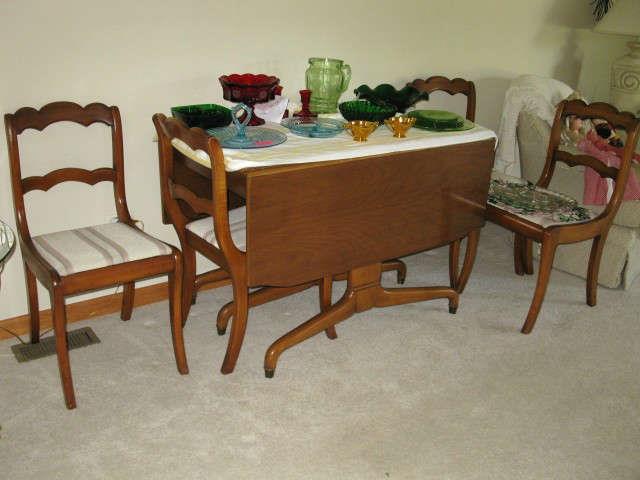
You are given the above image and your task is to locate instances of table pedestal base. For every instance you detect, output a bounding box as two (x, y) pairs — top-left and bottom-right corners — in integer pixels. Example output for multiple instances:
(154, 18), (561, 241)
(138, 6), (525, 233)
(264, 263), (458, 377)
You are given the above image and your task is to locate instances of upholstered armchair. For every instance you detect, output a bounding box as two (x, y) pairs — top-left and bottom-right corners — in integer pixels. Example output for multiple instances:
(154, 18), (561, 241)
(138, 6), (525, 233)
(495, 75), (640, 289)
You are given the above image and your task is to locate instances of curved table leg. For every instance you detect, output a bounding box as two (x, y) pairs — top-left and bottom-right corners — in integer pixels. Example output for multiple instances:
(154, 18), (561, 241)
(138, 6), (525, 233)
(381, 259), (407, 284)
(216, 282), (316, 335)
(449, 239), (461, 289)
(454, 228), (480, 294)
(264, 263), (458, 377)
(319, 275), (338, 339)
(375, 286), (458, 313)
(264, 292), (355, 378)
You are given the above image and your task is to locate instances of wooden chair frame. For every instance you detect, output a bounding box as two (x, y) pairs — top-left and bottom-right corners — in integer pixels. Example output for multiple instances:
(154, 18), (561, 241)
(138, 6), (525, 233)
(153, 114), (335, 374)
(486, 99), (640, 333)
(4, 102), (187, 409)
(409, 75), (478, 292)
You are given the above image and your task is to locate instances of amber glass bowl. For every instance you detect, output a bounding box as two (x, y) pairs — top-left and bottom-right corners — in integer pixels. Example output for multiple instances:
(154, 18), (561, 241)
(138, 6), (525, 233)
(344, 120), (378, 142)
(384, 116), (416, 138)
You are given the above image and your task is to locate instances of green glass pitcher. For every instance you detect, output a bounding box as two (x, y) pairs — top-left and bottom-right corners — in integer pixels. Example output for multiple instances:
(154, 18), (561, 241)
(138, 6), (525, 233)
(305, 57), (352, 114)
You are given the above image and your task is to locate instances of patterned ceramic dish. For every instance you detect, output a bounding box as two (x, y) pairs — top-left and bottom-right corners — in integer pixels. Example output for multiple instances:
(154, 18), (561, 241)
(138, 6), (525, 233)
(339, 100), (396, 123)
(171, 104), (232, 129)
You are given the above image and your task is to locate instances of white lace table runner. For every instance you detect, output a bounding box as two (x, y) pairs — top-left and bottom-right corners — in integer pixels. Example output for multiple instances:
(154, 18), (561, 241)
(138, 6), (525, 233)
(189, 121), (496, 172)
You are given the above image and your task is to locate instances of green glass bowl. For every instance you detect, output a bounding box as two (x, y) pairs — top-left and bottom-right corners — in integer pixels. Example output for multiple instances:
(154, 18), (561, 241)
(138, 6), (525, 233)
(354, 84), (428, 113)
(338, 100), (396, 123)
(171, 103), (232, 129)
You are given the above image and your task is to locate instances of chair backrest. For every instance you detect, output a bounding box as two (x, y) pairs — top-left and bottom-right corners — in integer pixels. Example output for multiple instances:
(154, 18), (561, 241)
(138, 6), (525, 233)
(4, 101), (132, 243)
(541, 99), (640, 220)
(409, 75), (476, 121)
(153, 113), (239, 258)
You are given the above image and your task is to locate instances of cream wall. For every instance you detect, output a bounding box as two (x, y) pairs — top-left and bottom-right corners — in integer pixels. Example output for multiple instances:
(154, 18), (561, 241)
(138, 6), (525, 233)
(0, 0), (622, 319)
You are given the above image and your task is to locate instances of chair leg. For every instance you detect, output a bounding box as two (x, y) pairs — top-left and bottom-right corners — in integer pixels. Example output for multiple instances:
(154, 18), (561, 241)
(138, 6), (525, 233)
(586, 234), (607, 307)
(523, 238), (534, 275)
(181, 246), (197, 326)
(514, 234), (525, 276)
(320, 275), (338, 339)
(24, 263), (40, 344)
(521, 240), (557, 334)
(120, 282), (135, 321)
(381, 259), (407, 284)
(449, 239), (461, 289)
(455, 229), (480, 294)
(50, 289), (76, 409)
(168, 256), (188, 375)
(220, 279), (248, 374)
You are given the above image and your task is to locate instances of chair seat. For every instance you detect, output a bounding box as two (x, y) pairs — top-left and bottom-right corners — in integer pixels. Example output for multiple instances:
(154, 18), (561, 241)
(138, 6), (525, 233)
(32, 222), (173, 276)
(186, 206), (247, 251)
(488, 175), (597, 228)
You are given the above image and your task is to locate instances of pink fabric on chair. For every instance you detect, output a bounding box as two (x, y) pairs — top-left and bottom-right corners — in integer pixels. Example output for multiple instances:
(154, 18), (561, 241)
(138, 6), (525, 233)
(580, 130), (640, 205)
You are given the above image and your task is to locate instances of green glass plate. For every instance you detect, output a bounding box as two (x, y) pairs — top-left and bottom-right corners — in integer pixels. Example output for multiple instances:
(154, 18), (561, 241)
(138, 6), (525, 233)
(407, 110), (473, 131)
(412, 118), (475, 132)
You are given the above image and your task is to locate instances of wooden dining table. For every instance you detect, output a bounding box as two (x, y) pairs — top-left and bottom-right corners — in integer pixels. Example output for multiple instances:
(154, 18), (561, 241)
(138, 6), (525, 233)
(166, 120), (496, 376)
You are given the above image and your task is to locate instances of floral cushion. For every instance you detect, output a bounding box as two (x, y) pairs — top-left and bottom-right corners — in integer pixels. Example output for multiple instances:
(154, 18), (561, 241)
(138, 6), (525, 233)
(32, 223), (173, 276)
(488, 176), (597, 228)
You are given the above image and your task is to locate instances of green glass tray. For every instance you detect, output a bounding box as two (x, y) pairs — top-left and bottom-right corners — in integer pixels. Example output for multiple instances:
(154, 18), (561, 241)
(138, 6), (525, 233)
(408, 110), (474, 131)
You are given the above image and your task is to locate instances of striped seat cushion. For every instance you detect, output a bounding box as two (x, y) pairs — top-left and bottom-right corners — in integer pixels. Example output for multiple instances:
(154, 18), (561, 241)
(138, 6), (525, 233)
(186, 206), (247, 251)
(32, 223), (173, 276)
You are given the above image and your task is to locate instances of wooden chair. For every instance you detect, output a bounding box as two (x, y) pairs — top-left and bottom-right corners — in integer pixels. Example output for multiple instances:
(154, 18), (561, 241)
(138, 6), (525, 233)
(4, 102), (188, 409)
(409, 75), (478, 293)
(486, 99), (640, 333)
(153, 114), (336, 374)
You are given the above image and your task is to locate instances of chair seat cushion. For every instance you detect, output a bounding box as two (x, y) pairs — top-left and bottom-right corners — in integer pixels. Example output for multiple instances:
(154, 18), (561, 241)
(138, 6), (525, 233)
(488, 174), (598, 228)
(186, 206), (247, 251)
(32, 222), (173, 276)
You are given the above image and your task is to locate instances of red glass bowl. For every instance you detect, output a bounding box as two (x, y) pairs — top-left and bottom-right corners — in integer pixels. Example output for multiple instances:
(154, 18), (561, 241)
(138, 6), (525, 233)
(219, 73), (280, 104)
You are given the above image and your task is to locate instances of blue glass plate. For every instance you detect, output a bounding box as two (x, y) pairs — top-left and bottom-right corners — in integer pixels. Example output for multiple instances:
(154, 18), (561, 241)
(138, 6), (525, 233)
(281, 117), (345, 138)
(206, 125), (287, 149)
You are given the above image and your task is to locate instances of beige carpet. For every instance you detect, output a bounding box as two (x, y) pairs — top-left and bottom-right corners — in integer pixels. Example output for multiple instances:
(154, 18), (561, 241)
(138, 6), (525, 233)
(1, 224), (639, 479)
